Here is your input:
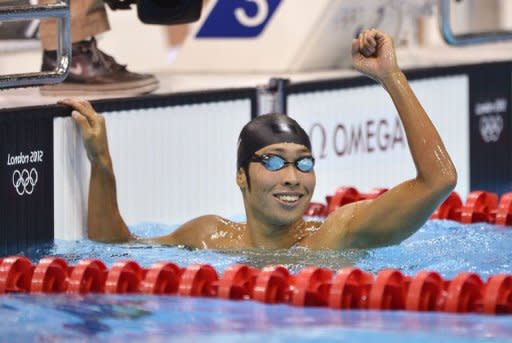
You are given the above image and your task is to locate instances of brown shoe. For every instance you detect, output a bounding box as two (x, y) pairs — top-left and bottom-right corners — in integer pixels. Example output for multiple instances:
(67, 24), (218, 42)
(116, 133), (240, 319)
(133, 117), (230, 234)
(40, 37), (159, 96)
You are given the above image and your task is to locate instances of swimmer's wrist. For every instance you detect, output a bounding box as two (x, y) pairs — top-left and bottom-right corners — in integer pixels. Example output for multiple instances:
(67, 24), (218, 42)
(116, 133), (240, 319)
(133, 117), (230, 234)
(379, 70), (406, 88)
(89, 153), (113, 169)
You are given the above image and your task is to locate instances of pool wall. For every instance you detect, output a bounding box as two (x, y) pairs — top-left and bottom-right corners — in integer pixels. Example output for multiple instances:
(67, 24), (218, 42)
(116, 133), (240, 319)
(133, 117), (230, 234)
(1, 61), (511, 253)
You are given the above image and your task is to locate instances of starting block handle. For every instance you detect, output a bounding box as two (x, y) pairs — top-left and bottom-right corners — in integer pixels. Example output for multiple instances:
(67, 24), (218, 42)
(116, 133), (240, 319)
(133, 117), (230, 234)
(439, 0), (512, 46)
(0, 1), (71, 89)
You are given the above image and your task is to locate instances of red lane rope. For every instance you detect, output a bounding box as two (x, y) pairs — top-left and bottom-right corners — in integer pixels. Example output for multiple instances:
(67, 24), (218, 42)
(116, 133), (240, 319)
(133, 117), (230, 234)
(305, 188), (512, 226)
(0, 256), (510, 315)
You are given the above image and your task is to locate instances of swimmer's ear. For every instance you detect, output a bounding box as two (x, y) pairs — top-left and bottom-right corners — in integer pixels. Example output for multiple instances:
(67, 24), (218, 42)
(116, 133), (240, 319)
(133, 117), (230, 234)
(236, 169), (247, 190)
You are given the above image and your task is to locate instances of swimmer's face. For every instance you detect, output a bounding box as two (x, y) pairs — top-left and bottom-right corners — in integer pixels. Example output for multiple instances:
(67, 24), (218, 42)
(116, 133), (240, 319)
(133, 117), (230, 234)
(237, 142), (316, 226)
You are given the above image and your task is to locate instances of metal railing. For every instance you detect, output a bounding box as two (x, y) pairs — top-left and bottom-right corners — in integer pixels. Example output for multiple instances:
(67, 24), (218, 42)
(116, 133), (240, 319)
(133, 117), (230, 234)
(0, 1), (70, 89)
(439, 0), (512, 46)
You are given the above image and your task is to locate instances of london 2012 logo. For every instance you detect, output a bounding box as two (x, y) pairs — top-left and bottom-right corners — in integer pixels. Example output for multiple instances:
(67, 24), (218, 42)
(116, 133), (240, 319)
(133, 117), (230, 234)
(6, 150), (44, 196)
(197, 0), (282, 38)
(12, 168), (38, 195)
(475, 98), (507, 143)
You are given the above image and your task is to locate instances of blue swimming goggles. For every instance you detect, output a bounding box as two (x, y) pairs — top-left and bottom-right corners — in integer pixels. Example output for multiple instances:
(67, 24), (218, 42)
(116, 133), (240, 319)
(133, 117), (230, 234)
(251, 154), (315, 172)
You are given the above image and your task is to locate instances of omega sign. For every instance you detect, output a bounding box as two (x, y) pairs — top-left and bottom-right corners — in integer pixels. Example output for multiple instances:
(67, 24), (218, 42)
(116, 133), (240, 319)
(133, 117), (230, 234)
(6, 150), (44, 196)
(309, 116), (405, 159)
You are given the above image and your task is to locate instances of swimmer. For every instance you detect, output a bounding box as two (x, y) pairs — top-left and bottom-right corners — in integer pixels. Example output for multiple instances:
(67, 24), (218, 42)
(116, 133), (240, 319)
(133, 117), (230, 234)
(59, 29), (457, 249)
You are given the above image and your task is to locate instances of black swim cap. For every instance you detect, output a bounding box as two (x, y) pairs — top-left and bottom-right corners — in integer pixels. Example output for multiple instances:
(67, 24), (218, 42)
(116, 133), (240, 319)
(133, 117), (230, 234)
(237, 113), (311, 169)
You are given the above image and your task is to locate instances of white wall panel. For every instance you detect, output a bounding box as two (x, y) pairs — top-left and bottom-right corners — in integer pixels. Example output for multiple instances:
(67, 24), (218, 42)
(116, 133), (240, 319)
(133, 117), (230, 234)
(53, 117), (89, 240)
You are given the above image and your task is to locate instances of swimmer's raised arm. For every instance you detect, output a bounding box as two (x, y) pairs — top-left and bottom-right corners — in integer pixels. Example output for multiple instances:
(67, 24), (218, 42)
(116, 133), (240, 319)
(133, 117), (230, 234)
(59, 98), (134, 242)
(303, 29), (457, 249)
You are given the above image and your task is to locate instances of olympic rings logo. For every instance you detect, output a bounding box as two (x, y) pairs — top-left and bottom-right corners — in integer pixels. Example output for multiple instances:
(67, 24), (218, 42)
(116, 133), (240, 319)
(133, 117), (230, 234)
(479, 114), (503, 143)
(12, 168), (38, 196)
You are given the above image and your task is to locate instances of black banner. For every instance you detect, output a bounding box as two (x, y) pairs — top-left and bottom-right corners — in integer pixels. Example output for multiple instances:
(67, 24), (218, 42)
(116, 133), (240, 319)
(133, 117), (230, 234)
(0, 113), (53, 255)
(469, 63), (512, 195)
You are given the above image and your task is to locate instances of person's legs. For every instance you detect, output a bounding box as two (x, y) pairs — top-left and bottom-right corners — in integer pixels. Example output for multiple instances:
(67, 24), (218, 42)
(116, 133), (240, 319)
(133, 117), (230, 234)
(164, 0), (209, 65)
(39, 0), (158, 96)
(165, 24), (188, 65)
(39, 0), (109, 49)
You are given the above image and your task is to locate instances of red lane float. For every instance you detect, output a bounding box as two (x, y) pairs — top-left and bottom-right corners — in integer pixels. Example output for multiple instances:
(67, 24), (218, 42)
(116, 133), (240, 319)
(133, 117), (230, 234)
(217, 264), (259, 300)
(324, 187), (389, 216)
(495, 193), (512, 226)
(325, 187), (361, 215)
(31, 257), (69, 293)
(140, 261), (181, 295)
(431, 192), (463, 221)
(405, 271), (444, 312)
(305, 188), (388, 217)
(253, 265), (291, 304)
(291, 267), (332, 306)
(105, 260), (146, 294)
(368, 269), (407, 310)
(0, 256), (34, 293)
(328, 268), (373, 309)
(461, 192), (498, 225)
(444, 272), (484, 313)
(68, 259), (107, 294)
(483, 274), (512, 314)
(178, 264), (218, 297)
(0, 256), (510, 316)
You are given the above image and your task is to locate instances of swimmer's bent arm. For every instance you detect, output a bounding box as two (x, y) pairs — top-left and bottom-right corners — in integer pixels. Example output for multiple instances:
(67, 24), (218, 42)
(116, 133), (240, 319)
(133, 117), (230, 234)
(60, 98), (134, 243)
(62, 98), (221, 246)
(305, 30), (457, 249)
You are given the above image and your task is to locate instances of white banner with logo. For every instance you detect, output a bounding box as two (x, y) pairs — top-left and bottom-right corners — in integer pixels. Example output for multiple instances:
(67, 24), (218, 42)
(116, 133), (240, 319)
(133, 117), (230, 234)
(54, 100), (250, 240)
(288, 75), (470, 203)
(172, 0), (403, 72)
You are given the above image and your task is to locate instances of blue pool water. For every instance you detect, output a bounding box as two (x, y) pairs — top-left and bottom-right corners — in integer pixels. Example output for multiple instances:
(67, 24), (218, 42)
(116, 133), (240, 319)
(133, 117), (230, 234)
(3, 219), (512, 342)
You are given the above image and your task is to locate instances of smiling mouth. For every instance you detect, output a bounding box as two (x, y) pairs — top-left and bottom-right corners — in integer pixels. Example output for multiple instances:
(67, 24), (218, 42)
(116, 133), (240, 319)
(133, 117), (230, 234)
(274, 193), (304, 204)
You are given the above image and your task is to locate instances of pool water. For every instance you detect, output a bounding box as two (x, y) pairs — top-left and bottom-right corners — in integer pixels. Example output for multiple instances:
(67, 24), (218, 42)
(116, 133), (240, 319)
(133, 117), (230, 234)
(2, 293), (511, 342)
(3, 219), (512, 342)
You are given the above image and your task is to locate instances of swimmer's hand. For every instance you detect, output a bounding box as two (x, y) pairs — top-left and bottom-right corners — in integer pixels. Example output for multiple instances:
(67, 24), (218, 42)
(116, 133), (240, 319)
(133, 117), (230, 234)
(59, 98), (111, 165)
(351, 29), (400, 82)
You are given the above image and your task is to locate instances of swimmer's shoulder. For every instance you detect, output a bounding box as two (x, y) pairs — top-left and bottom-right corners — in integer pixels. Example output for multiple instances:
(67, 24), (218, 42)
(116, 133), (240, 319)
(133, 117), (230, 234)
(298, 201), (366, 249)
(147, 215), (244, 248)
